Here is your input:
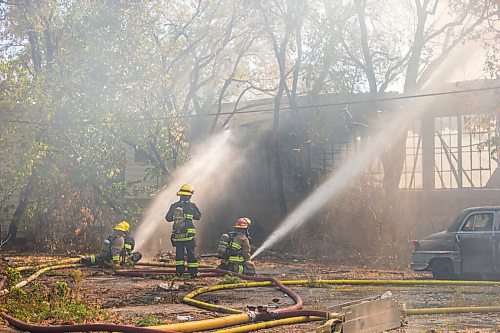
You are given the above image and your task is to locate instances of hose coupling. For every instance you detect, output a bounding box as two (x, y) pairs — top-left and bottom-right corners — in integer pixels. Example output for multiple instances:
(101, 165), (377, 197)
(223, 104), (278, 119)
(256, 305), (269, 313)
(328, 312), (342, 320)
(246, 310), (257, 322)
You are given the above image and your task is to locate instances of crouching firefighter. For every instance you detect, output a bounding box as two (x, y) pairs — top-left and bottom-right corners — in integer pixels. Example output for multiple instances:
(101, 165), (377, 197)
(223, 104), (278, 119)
(81, 221), (142, 268)
(166, 184), (202, 277)
(122, 227), (143, 267)
(217, 218), (256, 276)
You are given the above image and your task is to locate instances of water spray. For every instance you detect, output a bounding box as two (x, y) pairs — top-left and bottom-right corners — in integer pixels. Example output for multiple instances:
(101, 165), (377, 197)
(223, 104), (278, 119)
(134, 130), (244, 255)
(251, 108), (424, 259)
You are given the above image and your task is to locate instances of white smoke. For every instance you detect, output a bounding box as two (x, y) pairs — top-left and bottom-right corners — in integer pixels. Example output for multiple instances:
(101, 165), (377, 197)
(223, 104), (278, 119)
(134, 130), (244, 256)
(251, 106), (423, 259)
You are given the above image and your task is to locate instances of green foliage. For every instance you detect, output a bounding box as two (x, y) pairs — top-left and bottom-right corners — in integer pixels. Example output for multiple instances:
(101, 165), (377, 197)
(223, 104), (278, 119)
(219, 274), (241, 284)
(0, 0), (497, 252)
(478, 136), (500, 161)
(0, 281), (109, 323)
(137, 314), (164, 327)
(0, 1), (193, 250)
(4, 267), (21, 288)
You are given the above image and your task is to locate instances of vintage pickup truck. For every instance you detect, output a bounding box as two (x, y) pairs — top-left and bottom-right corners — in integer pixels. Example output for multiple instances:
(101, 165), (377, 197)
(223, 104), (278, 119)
(411, 206), (500, 279)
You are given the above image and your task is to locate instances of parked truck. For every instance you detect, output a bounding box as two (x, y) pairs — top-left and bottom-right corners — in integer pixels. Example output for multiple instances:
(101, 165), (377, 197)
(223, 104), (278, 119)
(411, 206), (500, 279)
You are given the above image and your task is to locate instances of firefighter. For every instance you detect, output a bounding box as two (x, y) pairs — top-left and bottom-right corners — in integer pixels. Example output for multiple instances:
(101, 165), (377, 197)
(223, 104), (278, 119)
(165, 184), (202, 277)
(122, 224), (143, 267)
(218, 217), (255, 276)
(81, 221), (141, 268)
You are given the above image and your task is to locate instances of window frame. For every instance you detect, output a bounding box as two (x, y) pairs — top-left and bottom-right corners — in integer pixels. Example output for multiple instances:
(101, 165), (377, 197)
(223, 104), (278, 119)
(458, 211), (495, 233)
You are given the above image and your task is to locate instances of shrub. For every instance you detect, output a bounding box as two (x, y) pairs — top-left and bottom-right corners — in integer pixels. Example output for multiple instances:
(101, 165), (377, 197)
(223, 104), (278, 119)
(0, 281), (109, 323)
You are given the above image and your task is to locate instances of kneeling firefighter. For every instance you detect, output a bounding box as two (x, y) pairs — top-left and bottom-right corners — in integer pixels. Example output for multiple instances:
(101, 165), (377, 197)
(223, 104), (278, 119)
(217, 217), (255, 275)
(81, 221), (142, 268)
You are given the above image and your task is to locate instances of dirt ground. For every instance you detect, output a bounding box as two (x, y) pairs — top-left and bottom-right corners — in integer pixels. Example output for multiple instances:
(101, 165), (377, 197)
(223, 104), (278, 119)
(1, 254), (499, 333)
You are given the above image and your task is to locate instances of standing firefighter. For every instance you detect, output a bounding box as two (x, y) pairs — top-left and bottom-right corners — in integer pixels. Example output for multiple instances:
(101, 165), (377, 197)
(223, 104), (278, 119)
(217, 217), (255, 275)
(81, 221), (142, 268)
(166, 184), (202, 277)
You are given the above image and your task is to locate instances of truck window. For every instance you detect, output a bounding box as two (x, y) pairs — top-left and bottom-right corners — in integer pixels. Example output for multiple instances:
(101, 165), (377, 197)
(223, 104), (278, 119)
(461, 213), (494, 232)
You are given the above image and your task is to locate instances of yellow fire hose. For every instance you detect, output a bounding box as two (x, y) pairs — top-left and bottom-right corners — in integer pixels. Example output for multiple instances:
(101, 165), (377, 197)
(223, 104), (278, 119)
(182, 278), (500, 315)
(212, 316), (325, 333)
(3, 262), (500, 333)
(183, 281), (274, 314)
(0, 263), (83, 296)
(151, 276), (324, 332)
(15, 257), (82, 272)
(405, 305), (500, 315)
(315, 279), (500, 286)
(174, 277), (500, 332)
(152, 313), (251, 332)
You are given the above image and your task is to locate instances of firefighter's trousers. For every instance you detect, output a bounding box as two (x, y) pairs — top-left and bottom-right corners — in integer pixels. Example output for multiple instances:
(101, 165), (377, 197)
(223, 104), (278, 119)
(218, 260), (255, 276)
(80, 254), (113, 268)
(173, 239), (198, 277)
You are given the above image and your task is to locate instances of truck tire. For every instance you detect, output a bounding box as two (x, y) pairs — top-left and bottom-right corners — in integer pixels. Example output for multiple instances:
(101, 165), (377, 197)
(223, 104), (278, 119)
(431, 258), (455, 279)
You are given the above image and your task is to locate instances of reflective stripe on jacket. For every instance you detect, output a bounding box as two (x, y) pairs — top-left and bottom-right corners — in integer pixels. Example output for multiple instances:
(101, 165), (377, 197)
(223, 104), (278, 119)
(172, 228), (196, 241)
(227, 232), (251, 264)
(166, 200), (201, 242)
(166, 200), (201, 232)
(98, 231), (125, 264)
(124, 234), (135, 252)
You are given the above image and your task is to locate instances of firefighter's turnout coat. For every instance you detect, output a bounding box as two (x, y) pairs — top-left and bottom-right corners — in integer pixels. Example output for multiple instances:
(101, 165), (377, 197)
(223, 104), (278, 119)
(82, 230), (140, 268)
(102, 230), (126, 266)
(219, 229), (255, 275)
(166, 199), (201, 243)
(165, 198), (202, 276)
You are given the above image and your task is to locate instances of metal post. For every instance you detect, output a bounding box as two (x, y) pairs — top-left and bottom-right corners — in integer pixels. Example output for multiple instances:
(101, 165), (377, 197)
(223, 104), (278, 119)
(422, 115), (435, 189)
(457, 114), (463, 188)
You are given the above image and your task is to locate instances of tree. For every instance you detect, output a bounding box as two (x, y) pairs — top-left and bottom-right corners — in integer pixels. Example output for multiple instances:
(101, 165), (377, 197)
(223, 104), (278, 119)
(319, 0), (498, 192)
(0, 1), (184, 248)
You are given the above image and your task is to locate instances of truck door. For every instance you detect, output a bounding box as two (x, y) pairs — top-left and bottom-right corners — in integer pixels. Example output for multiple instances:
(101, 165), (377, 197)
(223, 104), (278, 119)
(457, 212), (494, 274)
(495, 211), (500, 272)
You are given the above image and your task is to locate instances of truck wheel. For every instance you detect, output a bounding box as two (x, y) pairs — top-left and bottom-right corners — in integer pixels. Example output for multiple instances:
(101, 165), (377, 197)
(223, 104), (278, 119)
(431, 258), (455, 279)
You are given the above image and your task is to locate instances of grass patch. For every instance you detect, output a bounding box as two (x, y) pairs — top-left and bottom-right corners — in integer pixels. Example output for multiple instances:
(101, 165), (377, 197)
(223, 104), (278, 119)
(219, 274), (241, 284)
(0, 281), (109, 323)
(3, 267), (21, 288)
(137, 314), (164, 327)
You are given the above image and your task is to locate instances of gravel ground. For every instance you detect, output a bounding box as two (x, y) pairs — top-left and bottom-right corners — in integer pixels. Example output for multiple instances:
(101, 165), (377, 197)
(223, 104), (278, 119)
(1, 255), (499, 332)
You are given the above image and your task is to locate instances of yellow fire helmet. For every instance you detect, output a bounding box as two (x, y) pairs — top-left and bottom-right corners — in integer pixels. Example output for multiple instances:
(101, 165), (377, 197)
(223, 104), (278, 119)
(176, 184), (194, 196)
(114, 221), (130, 232)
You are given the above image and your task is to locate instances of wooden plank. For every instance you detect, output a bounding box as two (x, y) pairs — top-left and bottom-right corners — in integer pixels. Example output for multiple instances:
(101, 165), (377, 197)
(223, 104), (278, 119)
(342, 298), (401, 333)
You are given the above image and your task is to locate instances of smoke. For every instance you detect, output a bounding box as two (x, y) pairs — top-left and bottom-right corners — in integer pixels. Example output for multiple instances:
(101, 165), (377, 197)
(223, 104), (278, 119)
(251, 106), (424, 259)
(134, 130), (244, 257)
(252, 34), (488, 258)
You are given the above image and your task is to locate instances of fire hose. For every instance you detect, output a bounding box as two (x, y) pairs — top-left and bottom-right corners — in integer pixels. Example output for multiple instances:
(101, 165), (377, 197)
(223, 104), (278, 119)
(115, 268), (331, 332)
(0, 263), (84, 296)
(2, 263), (500, 332)
(114, 268), (500, 332)
(211, 316), (325, 333)
(1, 264), (327, 332)
(115, 269), (314, 314)
(0, 312), (179, 333)
(136, 262), (217, 269)
(14, 258), (82, 272)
